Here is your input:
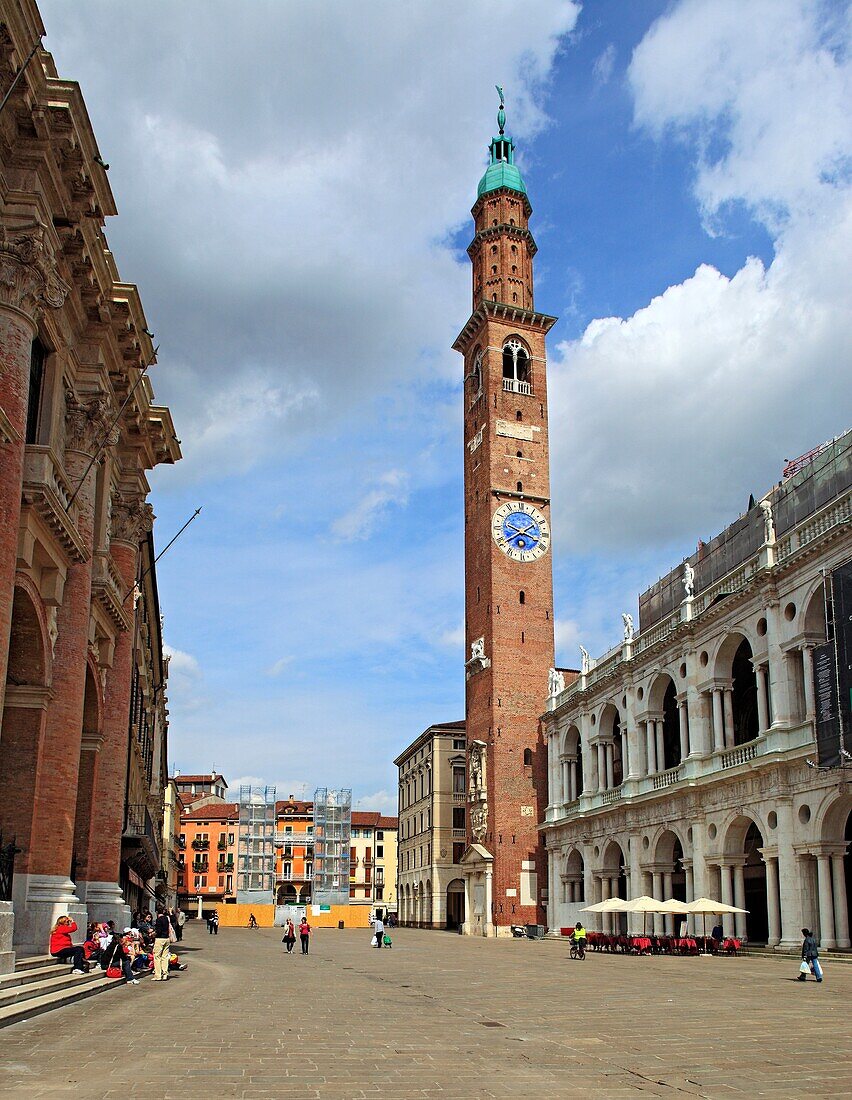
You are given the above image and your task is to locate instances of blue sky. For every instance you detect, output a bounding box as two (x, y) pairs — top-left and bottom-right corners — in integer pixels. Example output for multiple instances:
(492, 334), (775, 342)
(41, 0), (851, 812)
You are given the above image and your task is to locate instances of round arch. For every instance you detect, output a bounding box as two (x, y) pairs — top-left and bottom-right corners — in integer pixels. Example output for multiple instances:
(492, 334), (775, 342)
(446, 878), (465, 930)
(723, 813), (768, 943)
(598, 703), (624, 787)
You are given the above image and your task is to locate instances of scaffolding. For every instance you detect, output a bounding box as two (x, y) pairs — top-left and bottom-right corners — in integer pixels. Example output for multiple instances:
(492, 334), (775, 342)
(312, 788), (351, 906)
(237, 785), (276, 905)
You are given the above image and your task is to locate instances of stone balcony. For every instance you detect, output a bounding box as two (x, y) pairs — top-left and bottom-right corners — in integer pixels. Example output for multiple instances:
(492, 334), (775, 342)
(21, 446), (87, 563)
(545, 720), (815, 825)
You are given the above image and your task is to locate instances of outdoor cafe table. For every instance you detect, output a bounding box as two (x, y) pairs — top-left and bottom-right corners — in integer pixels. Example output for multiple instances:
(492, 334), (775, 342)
(630, 936), (652, 954)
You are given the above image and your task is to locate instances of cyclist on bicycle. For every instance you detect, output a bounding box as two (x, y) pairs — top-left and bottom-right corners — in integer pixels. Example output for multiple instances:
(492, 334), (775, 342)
(569, 921), (587, 956)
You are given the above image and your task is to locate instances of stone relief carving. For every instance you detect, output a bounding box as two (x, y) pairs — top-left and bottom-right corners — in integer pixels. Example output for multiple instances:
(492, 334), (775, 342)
(64, 389), (110, 454)
(470, 636), (485, 661)
(683, 561), (695, 599)
(548, 667), (565, 698)
(469, 739), (488, 842)
(46, 605), (59, 658)
(622, 612), (634, 643)
(0, 218), (70, 320)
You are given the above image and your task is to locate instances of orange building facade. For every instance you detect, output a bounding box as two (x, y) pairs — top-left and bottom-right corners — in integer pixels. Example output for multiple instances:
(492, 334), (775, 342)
(274, 797), (314, 907)
(176, 796), (239, 918)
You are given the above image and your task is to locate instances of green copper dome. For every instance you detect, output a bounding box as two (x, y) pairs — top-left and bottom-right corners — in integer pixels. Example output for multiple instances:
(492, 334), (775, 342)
(477, 88), (527, 198)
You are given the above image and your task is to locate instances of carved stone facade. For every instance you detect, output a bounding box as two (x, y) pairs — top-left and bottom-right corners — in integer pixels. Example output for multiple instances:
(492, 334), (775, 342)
(0, 1), (181, 963)
(543, 433), (851, 951)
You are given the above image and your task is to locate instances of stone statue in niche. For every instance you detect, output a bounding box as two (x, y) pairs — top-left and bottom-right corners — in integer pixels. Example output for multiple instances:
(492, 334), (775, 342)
(469, 741), (484, 794)
(622, 613), (634, 643)
(548, 667), (565, 698)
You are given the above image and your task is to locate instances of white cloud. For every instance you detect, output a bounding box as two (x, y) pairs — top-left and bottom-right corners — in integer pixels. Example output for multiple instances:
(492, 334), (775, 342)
(548, 0), (851, 553)
(331, 470), (410, 541)
(163, 645), (200, 678)
(355, 790), (398, 816)
(265, 656), (294, 678)
(439, 623), (465, 650)
(554, 617), (580, 664)
(593, 43), (616, 85)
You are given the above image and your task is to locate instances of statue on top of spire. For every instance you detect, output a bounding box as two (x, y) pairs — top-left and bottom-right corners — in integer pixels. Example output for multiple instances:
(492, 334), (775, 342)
(496, 85), (506, 134)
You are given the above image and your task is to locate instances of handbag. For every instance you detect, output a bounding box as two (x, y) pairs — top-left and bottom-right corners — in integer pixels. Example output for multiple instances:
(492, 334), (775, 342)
(799, 960), (810, 974)
(105, 965), (123, 979)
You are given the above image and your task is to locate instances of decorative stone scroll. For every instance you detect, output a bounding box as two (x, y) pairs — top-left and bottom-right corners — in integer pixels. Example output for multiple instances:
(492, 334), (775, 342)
(0, 218), (70, 321)
(64, 390), (112, 455)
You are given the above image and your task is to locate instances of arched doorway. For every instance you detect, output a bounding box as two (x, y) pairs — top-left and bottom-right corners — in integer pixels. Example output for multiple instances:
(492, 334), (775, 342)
(654, 830), (688, 934)
(725, 815), (768, 942)
(732, 640), (759, 745)
(446, 879), (465, 930)
(599, 704), (624, 788)
(662, 680), (680, 768)
(600, 840), (628, 933)
(0, 583), (49, 879)
(277, 883), (297, 905)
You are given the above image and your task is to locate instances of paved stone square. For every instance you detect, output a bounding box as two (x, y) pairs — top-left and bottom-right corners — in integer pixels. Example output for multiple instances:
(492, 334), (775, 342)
(0, 924), (850, 1099)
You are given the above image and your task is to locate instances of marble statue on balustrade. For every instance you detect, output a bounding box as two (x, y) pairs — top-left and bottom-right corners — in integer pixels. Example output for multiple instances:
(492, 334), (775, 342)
(622, 613), (634, 643)
(548, 667), (565, 698)
(683, 561), (695, 599)
(579, 645), (591, 675)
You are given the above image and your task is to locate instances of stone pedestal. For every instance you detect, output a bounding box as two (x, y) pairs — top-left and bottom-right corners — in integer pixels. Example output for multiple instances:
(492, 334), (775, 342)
(79, 880), (130, 930)
(0, 900), (14, 973)
(12, 873), (88, 955)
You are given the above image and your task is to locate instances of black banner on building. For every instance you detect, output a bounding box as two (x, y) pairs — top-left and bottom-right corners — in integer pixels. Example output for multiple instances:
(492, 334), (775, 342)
(813, 642), (841, 767)
(833, 559), (852, 740)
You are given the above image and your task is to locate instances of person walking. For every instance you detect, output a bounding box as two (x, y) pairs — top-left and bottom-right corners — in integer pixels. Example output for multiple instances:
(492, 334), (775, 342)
(299, 917), (311, 955)
(373, 913), (384, 949)
(175, 906), (186, 942)
(282, 918), (296, 954)
(151, 906), (173, 982)
(212, 910), (219, 935)
(799, 928), (823, 982)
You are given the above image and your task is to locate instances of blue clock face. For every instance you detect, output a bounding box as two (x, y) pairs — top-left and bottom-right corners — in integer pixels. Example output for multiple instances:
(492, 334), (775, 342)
(502, 509), (541, 551)
(491, 502), (550, 562)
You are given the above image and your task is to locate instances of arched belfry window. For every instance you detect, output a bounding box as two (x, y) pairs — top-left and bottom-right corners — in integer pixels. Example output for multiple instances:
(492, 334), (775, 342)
(502, 339), (530, 393)
(469, 350), (483, 397)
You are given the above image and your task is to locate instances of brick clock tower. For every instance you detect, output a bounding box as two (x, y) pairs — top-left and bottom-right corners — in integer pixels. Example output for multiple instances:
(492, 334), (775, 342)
(454, 92), (556, 935)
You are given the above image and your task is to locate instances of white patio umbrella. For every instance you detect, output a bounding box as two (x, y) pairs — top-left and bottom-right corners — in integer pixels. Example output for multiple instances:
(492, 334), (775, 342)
(622, 894), (666, 938)
(579, 897), (628, 912)
(685, 897), (749, 952)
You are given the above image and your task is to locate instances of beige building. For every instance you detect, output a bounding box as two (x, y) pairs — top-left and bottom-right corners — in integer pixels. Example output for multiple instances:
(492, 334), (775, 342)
(395, 721), (467, 929)
(543, 434), (851, 950)
(349, 812), (398, 916)
(161, 778), (182, 909)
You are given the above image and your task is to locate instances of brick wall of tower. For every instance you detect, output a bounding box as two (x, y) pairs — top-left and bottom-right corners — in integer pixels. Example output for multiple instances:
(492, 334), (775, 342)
(470, 192), (535, 311)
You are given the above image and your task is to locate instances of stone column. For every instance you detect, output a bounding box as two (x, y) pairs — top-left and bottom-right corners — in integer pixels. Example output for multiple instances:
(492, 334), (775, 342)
(678, 701), (689, 762)
(720, 863), (735, 938)
(766, 601), (793, 726)
(654, 720), (664, 773)
(816, 854), (836, 949)
(0, 225), (69, 716)
(558, 754), (567, 806)
(600, 875), (610, 933)
(644, 721), (654, 775)
(569, 760), (578, 801)
(712, 689), (725, 751)
(16, 394), (105, 952)
(764, 856), (781, 948)
(621, 729), (629, 781)
(652, 871), (663, 935)
(663, 870), (674, 934)
(605, 742), (614, 789)
(484, 866), (493, 937)
(776, 800), (804, 948)
(756, 664), (769, 734)
(723, 688), (735, 749)
(80, 500), (151, 926)
(546, 848), (557, 933)
(683, 860), (695, 935)
(733, 861), (747, 938)
(596, 743), (606, 793)
(801, 646), (816, 722)
(627, 717), (642, 779)
(831, 852), (850, 949)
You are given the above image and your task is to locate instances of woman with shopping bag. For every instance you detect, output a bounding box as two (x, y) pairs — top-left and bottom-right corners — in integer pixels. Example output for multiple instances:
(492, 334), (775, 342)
(798, 928), (823, 982)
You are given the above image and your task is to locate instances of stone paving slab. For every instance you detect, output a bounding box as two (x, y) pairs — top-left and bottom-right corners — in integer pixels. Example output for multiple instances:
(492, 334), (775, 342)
(0, 925), (849, 1098)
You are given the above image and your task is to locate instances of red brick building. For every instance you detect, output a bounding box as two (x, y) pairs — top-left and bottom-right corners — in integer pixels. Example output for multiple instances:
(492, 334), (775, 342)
(0, 1), (180, 957)
(454, 95), (555, 934)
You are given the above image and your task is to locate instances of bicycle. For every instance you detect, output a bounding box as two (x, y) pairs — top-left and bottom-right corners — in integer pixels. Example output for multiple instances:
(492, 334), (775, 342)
(569, 939), (586, 960)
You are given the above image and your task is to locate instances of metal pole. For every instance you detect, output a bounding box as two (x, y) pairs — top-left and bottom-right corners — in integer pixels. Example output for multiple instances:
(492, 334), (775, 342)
(121, 507), (202, 605)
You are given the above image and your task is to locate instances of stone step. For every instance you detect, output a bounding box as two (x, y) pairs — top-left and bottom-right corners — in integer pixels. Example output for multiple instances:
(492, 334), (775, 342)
(0, 962), (72, 990)
(0, 968), (108, 1009)
(14, 954), (56, 972)
(0, 970), (130, 1029)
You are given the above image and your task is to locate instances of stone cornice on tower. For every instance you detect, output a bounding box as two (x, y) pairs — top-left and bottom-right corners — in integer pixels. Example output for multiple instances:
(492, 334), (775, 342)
(467, 222), (538, 260)
(453, 299), (557, 356)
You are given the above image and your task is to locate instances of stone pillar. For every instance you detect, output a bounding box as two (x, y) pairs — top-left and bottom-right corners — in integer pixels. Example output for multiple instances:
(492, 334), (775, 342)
(484, 866), (493, 937)
(776, 801), (804, 948)
(569, 760), (578, 801)
(683, 861), (695, 935)
(599, 875), (610, 933)
(802, 646), (816, 722)
(733, 861), (747, 938)
(0, 226), (68, 716)
(766, 601), (793, 726)
(678, 701), (689, 763)
(712, 690), (725, 752)
(621, 729), (629, 781)
(722, 688), (734, 749)
(627, 717), (642, 779)
(596, 743), (605, 793)
(78, 500), (151, 927)
(764, 856), (781, 948)
(654, 720), (664, 773)
(546, 848), (557, 933)
(720, 863), (735, 938)
(605, 742), (614, 790)
(16, 395), (105, 952)
(831, 852), (850, 949)
(559, 755), (568, 805)
(816, 854), (836, 949)
(756, 664), (769, 734)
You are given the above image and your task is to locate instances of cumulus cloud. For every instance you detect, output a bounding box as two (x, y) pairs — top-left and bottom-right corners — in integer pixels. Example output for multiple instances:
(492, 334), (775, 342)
(548, 0), (851, 553)
(355, 790), (398, 816)
(40, 0), (581, 482)
(163, 645), (200, 678)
